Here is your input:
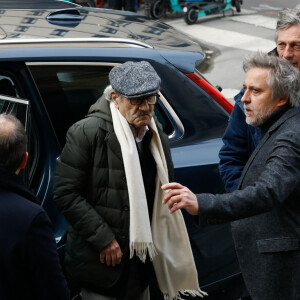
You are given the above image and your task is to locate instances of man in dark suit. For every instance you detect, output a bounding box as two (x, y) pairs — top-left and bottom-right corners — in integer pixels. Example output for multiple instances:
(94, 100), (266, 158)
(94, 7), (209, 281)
(162, 52), (300, 300)
(0, 114), (70, 300)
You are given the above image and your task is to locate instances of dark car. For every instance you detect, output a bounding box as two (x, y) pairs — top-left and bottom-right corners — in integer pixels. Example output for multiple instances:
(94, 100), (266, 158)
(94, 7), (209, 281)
(0, 1), (245, 298)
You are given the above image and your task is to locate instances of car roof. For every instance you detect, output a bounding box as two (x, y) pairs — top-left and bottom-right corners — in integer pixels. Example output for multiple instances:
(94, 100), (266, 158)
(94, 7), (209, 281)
(0, 0), (78, 9)
(0, 0), (203, 53)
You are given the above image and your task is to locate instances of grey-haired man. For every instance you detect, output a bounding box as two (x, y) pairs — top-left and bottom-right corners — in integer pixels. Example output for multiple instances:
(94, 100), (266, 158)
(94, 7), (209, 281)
(163, 52), (300, 300)
(54, 61), (204, 300)
(219, 7), (300, 193)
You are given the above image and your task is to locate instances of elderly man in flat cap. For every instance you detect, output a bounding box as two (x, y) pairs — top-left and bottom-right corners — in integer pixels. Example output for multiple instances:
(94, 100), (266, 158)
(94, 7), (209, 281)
(54, 61), (206, 300)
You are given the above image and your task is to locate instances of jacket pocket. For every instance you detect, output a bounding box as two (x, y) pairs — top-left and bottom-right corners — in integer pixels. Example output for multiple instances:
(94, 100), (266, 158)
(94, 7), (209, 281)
(256, 237), (299, 253)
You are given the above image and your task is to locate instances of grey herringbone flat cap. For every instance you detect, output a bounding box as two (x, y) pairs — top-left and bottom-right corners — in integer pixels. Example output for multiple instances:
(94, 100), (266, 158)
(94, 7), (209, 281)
(109, 61), (161, 98)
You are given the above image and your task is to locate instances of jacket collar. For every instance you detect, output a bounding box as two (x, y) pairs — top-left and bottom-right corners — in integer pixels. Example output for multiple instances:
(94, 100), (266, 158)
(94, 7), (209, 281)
(259, 104), (291, 134)
(0, 168), (40, 205)
(264, 107), (299, 135)
(87, 95), (123, 159)
(88, 95), (111, 119)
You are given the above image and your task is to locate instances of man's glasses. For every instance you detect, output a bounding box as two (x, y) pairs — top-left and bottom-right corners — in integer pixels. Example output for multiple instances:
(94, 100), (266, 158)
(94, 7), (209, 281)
(127, 94), (158, 106)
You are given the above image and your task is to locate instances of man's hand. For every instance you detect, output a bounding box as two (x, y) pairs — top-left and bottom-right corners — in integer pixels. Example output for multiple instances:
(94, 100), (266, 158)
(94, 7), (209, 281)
(100, 238), (123, 267)
(162, 182), (199, 215)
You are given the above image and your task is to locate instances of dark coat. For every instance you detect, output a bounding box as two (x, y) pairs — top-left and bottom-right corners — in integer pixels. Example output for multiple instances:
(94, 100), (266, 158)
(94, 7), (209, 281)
(0, 169), (69, 300)
(53, 96), (174, 291)
(197, 108), (300, 300)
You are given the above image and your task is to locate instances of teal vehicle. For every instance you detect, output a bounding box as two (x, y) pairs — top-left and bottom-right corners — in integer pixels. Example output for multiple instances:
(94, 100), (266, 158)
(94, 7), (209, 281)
(150, 0), (242, 23)
(184, 0), (242, 24)
(150, 0), (185, 19)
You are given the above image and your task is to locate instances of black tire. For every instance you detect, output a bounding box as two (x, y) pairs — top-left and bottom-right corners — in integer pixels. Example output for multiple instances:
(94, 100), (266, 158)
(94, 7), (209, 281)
(235, 0), (241, 13)
(184, 8), (198, 25)
(150, 0), (164, 19)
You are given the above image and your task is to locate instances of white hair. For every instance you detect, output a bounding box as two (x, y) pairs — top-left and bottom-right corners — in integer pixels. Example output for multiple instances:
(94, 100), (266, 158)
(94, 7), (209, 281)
(103, 85), (113, 101)
(275, 8), (300, 41)
(243, 52), (300, 107)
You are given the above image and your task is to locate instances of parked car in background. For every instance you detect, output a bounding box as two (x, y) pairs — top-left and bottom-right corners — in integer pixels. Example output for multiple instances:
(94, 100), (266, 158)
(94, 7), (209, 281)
(0, 1), (245, 298)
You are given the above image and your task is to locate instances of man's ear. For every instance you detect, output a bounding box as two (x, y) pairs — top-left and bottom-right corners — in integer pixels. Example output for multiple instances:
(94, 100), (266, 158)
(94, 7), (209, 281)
(110, 91), (119, 109)
(277, 95), (289, 107)
(15, 152), (28, 175)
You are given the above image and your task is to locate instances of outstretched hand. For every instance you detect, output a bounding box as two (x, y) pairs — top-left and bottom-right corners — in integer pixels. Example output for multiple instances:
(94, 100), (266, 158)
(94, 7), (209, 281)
(100, 238), (123, 267)
(162, 182), (199, 215)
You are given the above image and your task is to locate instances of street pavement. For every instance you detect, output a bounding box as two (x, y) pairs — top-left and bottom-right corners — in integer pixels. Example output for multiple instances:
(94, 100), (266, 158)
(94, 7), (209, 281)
(154, 3), (296, 102)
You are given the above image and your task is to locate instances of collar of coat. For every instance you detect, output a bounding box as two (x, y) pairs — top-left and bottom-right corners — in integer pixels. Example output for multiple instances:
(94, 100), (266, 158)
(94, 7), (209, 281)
(263, 107), (299, 136)
(259, 104), (291, 134)
(0, 168), (39, 205)
(87, 95), (114, 131)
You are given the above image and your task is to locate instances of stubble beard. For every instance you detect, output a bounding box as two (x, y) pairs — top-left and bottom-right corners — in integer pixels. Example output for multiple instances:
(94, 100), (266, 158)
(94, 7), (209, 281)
(245, 106), (274, 127)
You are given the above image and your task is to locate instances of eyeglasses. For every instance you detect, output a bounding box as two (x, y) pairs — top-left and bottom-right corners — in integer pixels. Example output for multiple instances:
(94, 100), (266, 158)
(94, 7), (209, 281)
(127, 94), (158, 106)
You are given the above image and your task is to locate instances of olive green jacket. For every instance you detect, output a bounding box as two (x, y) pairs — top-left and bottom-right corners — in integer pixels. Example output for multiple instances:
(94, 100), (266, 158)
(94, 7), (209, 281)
(53, 96), (174, 289)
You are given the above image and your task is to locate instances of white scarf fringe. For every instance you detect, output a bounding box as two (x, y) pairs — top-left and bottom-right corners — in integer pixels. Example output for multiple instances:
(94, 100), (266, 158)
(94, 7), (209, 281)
(130, 241), (157, 263)
(164, 289), (208, 300)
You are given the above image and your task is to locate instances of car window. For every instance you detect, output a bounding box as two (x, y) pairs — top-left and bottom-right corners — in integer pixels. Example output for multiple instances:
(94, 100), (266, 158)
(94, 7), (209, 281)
(0, 75), (28, 129)
(28, 65), (110, 146)
(0, 76), (19, 97)
(28, 64), (174, 147)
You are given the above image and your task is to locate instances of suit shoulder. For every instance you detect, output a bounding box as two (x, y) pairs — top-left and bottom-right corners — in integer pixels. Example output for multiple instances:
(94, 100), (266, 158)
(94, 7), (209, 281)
(0, 190), (43, 216)
(275, 115), (300, 147)
(284, 111), (300, 133)
(0, 190), (46, 233)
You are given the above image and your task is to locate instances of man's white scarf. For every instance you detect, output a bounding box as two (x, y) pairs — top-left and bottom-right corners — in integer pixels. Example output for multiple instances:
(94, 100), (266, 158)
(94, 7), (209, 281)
(110, 102), (207, 300)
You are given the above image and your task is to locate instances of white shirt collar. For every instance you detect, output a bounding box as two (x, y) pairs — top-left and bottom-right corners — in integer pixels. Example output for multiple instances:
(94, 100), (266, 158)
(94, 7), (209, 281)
(130, 125), (149, 143)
